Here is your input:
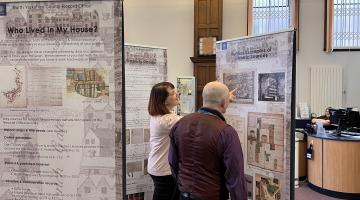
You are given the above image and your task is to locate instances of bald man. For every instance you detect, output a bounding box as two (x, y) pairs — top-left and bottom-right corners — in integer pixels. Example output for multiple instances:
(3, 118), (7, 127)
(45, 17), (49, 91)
(169, 81), (246, 200)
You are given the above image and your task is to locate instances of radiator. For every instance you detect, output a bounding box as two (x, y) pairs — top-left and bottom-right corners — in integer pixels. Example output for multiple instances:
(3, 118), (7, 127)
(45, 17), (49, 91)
(310, 66), (342, 116)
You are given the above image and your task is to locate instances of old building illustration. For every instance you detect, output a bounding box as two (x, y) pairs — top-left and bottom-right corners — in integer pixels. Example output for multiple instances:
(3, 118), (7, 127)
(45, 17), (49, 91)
(77, 103), (116, 200)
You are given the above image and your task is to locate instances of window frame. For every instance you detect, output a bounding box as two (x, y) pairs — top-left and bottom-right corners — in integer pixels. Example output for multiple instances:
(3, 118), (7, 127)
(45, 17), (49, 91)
(325, 0), (360, 51)
(247, 0), (299, 36)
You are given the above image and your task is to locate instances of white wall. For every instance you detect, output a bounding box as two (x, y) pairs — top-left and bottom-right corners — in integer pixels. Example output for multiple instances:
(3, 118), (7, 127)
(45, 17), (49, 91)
(222, 0), (360, 110)
(125, 0), (360, 109)
(297, 0), (360, 109)
(223, 0), (248, 39)
(124, 0), (194, 84)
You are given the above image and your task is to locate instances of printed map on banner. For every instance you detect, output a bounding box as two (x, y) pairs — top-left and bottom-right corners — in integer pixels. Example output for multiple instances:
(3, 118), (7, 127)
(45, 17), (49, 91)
(0, 1), (123, 200)
(247, 112), (284, 172)
(125, 45), (167, 199)
(0, 66), (27, 108)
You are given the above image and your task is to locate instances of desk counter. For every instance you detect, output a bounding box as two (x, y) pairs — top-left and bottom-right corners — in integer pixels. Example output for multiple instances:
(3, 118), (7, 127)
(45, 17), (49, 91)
(307, 133), (360, 198)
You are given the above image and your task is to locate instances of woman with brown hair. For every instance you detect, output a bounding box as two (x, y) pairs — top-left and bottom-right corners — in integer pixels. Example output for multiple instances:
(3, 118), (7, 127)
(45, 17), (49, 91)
(147, 82), (182, 200)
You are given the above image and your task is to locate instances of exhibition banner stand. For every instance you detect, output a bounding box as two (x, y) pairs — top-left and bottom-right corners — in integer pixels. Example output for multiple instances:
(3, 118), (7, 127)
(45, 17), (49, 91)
(217, 30), (296, 200)
(0, 1), (124, 199)
(125, 44), (167, 200)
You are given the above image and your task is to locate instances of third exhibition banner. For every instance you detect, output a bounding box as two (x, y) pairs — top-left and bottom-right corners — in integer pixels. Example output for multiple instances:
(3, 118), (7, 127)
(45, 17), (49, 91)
(0, 1), (123, 200)
(217, 31), (295, 200)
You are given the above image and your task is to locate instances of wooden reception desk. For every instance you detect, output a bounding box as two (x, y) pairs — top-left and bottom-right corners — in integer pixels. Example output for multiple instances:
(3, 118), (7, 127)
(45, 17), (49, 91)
(307, 133), (360, 198)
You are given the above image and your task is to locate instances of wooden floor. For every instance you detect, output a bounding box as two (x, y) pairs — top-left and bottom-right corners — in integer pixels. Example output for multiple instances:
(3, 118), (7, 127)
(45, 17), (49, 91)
(295, 182), (345, 200)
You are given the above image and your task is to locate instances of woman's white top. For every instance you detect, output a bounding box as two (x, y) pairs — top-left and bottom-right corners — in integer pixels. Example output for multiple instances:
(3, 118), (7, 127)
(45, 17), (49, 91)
(148, 113), (182, 176)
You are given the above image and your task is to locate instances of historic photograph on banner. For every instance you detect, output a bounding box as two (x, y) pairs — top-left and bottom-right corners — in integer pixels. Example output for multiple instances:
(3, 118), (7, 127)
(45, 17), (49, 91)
(0, 1), (123, 200)
(247, 112), (284, 172)
(255, 174), (282, 200)
(223, 71), (255, 104)
(258, 72), (285, 102)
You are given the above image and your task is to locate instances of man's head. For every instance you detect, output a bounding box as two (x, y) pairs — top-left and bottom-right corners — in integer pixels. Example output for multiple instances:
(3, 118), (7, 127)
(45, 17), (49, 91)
(202, 81), (230, 113)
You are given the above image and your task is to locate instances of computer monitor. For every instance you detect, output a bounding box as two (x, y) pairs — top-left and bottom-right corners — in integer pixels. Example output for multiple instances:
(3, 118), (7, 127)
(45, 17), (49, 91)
(329, 108), (360, 134)
(348, 110), (360, 128)
(329, 108), (347, 126)
(295, 119), (311, 129)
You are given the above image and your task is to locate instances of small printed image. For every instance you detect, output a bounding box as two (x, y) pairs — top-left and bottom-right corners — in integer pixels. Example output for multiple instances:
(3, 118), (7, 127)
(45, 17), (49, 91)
(143, 159), (148, 175)
(126, 161), (143, 178)
(66, 68), (109, 99)
(143, 128), (150, 143)
(130, 128), (143, 144)
(258, 72), (285, 102)
(27, 67), (63, 107)
(255, 174), (281, 200)
(246, 174), (253, 199)
(127, 192), (145, 200)
(126, 129), (131, 145)
(0, 3), (6, 16)
(223, 71), (255, 104)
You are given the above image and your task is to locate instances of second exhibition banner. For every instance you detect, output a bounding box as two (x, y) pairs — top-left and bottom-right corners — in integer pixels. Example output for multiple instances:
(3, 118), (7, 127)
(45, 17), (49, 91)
(0, 1), (123, 200)
(125, 44), (167, 200)
(217, 31), (295, 200)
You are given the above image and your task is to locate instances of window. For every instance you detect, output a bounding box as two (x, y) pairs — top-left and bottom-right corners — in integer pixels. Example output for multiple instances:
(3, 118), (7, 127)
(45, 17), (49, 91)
(85, 139), (90, 144)
(106, 113), (112, 119)
(91, 139), (95, 144)
(248, 0), (298, 35)
(325, 0), (360, 50)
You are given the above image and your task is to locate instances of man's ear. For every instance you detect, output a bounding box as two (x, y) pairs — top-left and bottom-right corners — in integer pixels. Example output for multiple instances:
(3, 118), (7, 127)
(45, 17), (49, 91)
(220, 98), (225, 109)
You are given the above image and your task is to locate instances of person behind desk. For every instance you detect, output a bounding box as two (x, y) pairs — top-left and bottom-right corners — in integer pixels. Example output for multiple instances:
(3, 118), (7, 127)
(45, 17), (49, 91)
(311, 107), (332, 130)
